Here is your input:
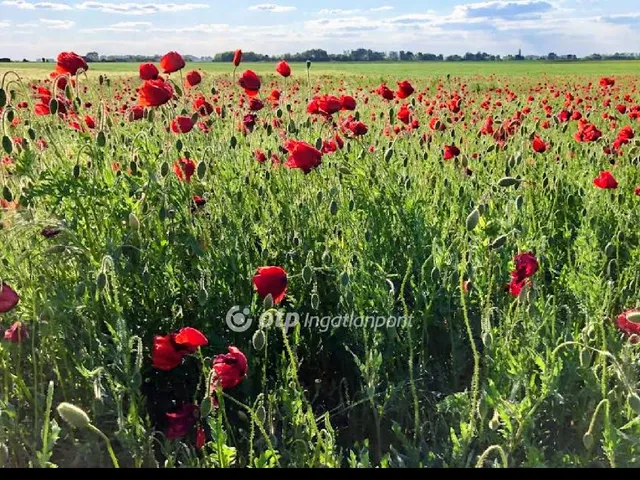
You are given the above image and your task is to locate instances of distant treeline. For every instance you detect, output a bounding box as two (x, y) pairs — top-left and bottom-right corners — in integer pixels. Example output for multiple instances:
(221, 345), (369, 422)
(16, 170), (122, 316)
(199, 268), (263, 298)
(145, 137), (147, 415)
(11, 49), (640, 64)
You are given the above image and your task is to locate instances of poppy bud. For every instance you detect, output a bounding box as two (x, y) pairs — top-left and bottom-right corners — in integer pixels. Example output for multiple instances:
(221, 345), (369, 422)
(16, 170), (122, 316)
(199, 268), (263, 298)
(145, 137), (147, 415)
(129, 213), (140, 231)
(583, 431), (594, 450)
(2, 135), (12, 155)
(252, 330), (266, 351)
(466, 208), (480, 231)
(311, 293), (320, 310)
(57, 402), (91, 430)
(263, 293), (274, 309)
(306, 60), (311, 69)
(302, 266), (313, 284)
(489, 410), (500, 430)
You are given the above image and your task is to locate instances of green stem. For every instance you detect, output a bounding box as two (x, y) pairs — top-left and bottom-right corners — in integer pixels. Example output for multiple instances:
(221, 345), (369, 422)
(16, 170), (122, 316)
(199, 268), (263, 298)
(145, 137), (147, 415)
(88, 424), (119, 468)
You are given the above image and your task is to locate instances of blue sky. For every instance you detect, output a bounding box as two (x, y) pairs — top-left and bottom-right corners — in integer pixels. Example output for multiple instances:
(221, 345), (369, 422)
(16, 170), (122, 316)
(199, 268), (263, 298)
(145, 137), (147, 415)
(1, 0), (640, 59)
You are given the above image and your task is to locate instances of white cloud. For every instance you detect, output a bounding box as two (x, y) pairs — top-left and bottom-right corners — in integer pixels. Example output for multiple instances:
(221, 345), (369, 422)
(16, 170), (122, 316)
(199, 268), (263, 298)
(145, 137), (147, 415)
(39, 18), (75, 29)
(370, 6), (394, 11)
(248, 3), (296, 13)
(76, 1), (208, 14)
(79, 21), (152, 32)
(2, 0), (72, 10)
(0, 21), (10, 28)
(318, 9), (360, 15)
(16, 22), (39, 27)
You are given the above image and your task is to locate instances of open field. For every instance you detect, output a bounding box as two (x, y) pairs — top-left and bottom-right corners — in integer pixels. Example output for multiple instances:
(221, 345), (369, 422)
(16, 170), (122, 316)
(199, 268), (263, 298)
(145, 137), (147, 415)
(3, 60), (640, 79)
(2, 54), (640, 468)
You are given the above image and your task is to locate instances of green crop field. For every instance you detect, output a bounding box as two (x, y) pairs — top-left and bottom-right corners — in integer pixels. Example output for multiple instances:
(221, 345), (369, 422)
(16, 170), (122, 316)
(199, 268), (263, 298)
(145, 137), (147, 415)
(2, 53), (640, 468)
(3, 60), (640, 79)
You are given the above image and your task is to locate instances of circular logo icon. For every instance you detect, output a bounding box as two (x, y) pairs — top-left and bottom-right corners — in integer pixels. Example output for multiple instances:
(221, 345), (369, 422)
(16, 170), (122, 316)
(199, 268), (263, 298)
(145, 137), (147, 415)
(226, 306), (252, 332)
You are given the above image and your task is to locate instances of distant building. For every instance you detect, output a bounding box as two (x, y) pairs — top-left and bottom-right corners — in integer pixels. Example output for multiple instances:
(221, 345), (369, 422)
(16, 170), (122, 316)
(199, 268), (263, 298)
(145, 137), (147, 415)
(515, 48), (525, 61)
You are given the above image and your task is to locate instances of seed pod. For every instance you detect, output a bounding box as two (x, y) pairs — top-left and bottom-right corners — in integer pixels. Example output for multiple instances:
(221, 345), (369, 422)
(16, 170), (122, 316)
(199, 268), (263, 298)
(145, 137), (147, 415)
(2, 186), (12, 202)
(311, 293), (320, 310)
(604, 242), (616, 258)
(252, 330), (266, 351)
(490, 235), (508, 250)
(129, 212), (140, 231)
(630, 394), (640, 415)
(96, 271), (107, 291)
(466, 208), (480, 231)
(57, 402), (91, 430)
(255, 405), (266, 423)
(197, 161), (206, 179)
(200, 397), (213, 418)
(626, 311), (640, 324)
(2, 135), (12, 155)
(498, 176), (520, 187)
(489, 410), (500, 430)
(384, 148), (394, 162)
(263, 293), (274, 309)
(302, 265), (313, 284)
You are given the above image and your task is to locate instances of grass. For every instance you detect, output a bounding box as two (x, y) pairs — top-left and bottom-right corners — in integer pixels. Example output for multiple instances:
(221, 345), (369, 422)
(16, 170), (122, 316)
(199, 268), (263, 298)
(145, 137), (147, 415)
(1, 59), (640, 468)
(3, 60), (640, 79)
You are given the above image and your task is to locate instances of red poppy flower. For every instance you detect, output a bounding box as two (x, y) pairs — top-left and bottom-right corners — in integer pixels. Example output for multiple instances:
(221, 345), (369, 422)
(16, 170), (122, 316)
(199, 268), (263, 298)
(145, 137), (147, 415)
(254, 149), (267, 163)
(233, 49), (242, 67)
(635, 186), (640, 196)
(34, 103), (51, 116)
(616, 310), (640, 342)
(139, 63), (159, 80)
(196, 426), (206, 450)
(152, 327), (208, 371)
(346, 120), (368, 136)
(138, 79), (173, 107)
(160, 51), (185, 74)
(396, 80), (414, 99)
(238, 70), (261, 97)
(444, 144), (460, 160)
(185, 70), (201, 88)
(507, 252), (539, 296)
(4, 321), (27, 344)
(211, 346), (248, 391)
(41, 226), (62, 238)
(0, 283), (19, 313)
(307, 95), (341, 116)
(194, 96), (213, 116)
(575, 121), (602, 143)
(243, 113), (257, 132)
(397, 104), (411, 125)
(170, 116), (195, 134)
(599, 77), (615, 87)
(276, 61), (291, 78)
(249, 97), (264, 111)
(340, 95), (356, 111)
(85, 115), (96, 129)
(284, 140), (323, 173)
(616, 104), (627, 115)
(55, 51), (88, 76)
(129, 105), (144, 121)
(173, 158), (196, 182)
(166, 404), (199, 440)
(593, 171), (618, 189)
(532, 136), (547, 153)
(193, 195), (207, 208)
(376, 84), (395, 100)
(252, 266), (288, 304)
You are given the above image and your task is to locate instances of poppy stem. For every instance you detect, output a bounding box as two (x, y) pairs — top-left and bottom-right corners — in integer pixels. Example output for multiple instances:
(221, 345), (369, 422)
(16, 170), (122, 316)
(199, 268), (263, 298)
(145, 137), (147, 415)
(88, 424), (120, 468)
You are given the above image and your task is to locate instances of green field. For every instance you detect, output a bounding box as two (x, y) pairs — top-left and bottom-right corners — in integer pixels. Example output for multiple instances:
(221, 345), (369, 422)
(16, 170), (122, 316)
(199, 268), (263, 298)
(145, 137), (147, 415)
(3, 55), (640, 468)
(3, 60), (640, 79)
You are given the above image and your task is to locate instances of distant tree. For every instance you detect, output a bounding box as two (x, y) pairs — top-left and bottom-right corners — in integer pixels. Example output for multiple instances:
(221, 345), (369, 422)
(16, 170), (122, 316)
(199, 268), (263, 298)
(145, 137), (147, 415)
(547, 52), (558, 60)
(85, 51), (100, 62)
(0, 58), (11, 62)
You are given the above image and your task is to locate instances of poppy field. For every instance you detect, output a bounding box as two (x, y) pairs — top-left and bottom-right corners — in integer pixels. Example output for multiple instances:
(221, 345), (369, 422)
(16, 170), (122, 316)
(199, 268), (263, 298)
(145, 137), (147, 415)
(3, 51), (640, 468)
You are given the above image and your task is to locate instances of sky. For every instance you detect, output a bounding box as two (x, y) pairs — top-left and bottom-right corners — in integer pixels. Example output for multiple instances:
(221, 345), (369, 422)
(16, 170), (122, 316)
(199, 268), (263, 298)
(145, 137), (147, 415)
(1, 0), (640, 59)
